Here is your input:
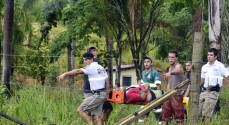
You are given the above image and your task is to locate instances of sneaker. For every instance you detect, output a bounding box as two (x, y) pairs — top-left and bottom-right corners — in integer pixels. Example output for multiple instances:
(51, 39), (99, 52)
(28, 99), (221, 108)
(138, 119), (144, 123)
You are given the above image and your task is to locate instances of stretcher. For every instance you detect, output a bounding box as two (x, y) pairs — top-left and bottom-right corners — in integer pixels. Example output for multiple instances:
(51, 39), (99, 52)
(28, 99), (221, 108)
(106, 84), (163, 105)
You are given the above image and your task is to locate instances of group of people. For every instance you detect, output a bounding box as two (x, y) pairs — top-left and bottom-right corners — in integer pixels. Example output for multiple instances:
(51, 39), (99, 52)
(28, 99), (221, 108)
(160, 48), (229, 125)
(57, 46), (229, 125)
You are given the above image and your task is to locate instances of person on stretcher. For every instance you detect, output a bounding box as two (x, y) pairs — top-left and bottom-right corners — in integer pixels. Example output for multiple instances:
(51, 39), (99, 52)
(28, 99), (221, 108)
(125, 82), (163, 103)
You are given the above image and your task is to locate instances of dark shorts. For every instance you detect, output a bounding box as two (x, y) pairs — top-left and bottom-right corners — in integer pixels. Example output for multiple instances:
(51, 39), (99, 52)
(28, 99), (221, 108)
(103, 101), (113, 110)
(160, 95), (184, 122)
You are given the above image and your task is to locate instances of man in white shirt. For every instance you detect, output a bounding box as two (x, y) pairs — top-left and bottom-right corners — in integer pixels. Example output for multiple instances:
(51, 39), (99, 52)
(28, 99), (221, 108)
(57, 52), (108, 125)
(199, 48), (229, 124)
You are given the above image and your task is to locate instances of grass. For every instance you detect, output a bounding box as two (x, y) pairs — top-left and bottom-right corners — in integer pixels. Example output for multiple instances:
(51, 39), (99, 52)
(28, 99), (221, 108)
(0, 83), (229, 125)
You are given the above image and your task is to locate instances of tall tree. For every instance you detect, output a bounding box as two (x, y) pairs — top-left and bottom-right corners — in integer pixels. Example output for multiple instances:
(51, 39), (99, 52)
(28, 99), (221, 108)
(221, 5), (229, 65)
(0, 0), (4, 67)
(208, 0), (225, 61)
(112, 0), (165, 80)
(71, 0), (127, 88)
(2, 0), (14, 96)
(209, 0), (225, 61)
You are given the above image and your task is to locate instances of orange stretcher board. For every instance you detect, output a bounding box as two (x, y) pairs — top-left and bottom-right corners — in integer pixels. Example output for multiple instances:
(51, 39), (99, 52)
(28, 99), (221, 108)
(106, 89), (150, 105)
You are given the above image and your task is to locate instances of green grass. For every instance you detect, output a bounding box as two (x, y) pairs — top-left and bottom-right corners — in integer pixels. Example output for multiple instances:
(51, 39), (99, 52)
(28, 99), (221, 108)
(0, 83), (229, 125)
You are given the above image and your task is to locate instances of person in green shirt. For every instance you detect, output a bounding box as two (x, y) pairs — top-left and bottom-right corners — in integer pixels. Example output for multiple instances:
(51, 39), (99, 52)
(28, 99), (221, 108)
(140, 56), (162, 122)
(141, 56), (162, 90)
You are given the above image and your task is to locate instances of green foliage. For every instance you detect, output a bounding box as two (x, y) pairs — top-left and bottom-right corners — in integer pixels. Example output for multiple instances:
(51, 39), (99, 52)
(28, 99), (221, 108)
(0, 84), (6, 109)
(39, 0), (68, 48)
(168, 0), (202, 15)
(0, 85), (81, 124)
(46, 64), (59, 87)
(1, 84), (229, 124)
(50, 31), (69, 63)
(155, 7), (193, 61)
(17, 46), (50, 81)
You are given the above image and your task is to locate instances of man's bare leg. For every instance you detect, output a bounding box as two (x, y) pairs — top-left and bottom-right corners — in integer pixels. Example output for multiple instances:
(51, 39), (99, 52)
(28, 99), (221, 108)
(92, 115), (102, 125)
(161, 121), (168, 125)
(101, 109), (112, 124)
(77, 108), (92, 124)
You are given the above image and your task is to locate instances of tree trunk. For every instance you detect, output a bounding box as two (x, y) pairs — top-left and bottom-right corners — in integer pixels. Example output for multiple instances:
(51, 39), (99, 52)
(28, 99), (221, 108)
(41, 76), (45, 86)
(188, 0), (205, 124)
(2, 0), (14, 97)
(115, 41), (122, 88)
(221, 7), (229, 65)
(106, 38), (113, 88)
(115, 28), (123, 88)
(209, 0), (225, 61)
(67, 39), (75, 89)
(188, 32), (204, 124)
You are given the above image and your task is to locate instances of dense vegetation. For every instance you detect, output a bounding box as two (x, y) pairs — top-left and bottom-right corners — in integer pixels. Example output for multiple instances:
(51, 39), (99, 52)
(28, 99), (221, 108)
(0, 83), (229, 124)
(1, 0), (229, 124)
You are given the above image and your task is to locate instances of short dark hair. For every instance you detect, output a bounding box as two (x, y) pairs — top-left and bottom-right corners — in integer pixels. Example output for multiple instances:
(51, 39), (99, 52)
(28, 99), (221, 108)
(169, 50), (178, 57)
(186, 61), (192, 64)
(208, 48), (218, 56)
(143, 56), (153, 62)
(87, 46), (96, 52)
(82, 52), (94, 59)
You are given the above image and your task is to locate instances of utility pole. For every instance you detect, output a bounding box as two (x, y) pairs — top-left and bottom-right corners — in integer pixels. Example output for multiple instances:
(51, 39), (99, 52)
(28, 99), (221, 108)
(188, 32), (204, 124)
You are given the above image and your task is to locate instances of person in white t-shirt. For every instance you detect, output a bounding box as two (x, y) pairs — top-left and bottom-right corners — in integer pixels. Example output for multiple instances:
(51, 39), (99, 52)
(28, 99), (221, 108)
(199, 48), (229, 124)
(57, 52), (109, 125)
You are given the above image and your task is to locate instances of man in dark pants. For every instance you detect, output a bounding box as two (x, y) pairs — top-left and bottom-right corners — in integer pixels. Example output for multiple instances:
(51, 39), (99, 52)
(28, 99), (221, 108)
(84, 46), (113, 124)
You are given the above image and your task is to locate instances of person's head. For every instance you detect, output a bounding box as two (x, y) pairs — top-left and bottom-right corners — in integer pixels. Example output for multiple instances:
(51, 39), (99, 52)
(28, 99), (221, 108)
(143, 56), (153, 69)
(87, 46), (98, 58)
(185, 61), (192, 72)
(82, 52), (94, 66)
(168, 50), (178, 66)
(207, 48), (217, 63)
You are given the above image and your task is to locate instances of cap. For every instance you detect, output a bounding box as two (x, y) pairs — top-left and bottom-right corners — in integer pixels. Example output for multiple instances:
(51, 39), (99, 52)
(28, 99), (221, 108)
(82, 52), (94, 59)
(87, 46), (96, 52)
(143, 56), (153, 62)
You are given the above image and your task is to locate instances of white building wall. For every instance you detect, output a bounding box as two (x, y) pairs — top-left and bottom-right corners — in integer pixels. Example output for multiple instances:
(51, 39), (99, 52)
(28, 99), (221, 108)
(112, 68), (138, 87)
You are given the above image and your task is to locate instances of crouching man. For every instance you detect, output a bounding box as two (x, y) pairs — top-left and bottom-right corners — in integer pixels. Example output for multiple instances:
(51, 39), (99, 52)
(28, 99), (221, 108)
(57, 52), (108, 125)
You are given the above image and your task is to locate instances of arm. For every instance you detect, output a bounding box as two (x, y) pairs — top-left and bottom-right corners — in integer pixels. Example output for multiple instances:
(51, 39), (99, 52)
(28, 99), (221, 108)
(57, 69), (84, 82)
(164, 64), (183, 79)
(167, 82), (170, 92)
(184, 85), (190, 97)
(105, 77), (110, 98)
(156, 84), (161, 90)
(143, 83), (149, 90)
(105, 77), (110, 90)
(200, 78), (204, 85)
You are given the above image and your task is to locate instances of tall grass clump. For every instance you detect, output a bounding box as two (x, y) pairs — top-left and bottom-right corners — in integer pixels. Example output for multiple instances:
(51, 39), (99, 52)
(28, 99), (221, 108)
(0, 85), (83, 125)
(1, 83), (229, 125)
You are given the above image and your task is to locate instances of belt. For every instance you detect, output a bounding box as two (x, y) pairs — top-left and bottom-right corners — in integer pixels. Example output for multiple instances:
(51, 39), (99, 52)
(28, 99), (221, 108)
(203, 86), (211, 92)
(92, 88), (105, 94)
(203, 86), (220, 92)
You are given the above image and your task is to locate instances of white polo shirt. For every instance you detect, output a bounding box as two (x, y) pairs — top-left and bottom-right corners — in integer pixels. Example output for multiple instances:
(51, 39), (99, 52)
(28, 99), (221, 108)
(201, 60), (229, 87)
(81, 62), (108, 90)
